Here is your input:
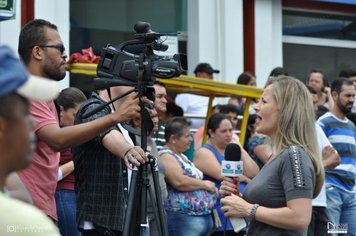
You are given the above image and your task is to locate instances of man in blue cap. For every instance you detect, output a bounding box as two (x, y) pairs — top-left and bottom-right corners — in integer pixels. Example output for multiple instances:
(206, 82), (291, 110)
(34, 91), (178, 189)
(0, 45), (60, 235)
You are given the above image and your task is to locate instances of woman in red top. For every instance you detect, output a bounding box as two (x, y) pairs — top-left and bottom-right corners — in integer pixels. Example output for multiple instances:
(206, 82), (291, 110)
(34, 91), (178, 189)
(55, 87), (87, 236)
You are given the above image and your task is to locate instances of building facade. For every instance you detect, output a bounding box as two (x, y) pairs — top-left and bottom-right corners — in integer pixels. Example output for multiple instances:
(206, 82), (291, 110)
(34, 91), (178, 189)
(1, 0), (355, 89)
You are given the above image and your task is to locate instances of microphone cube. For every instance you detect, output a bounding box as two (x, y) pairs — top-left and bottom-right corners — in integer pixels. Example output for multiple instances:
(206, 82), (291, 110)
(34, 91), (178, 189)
(235, 161), (243, 177)
(221, 160), (238, 177)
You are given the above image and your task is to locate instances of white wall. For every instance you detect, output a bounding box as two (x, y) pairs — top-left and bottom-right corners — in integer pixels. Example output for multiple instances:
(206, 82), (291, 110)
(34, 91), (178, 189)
(255, 0), (283, 87)
(35, 0), (70, 90)
(187, 0), (244, 84)
(0, 0), (70, 91)
(0, 0), (21, 51)
(219, 0), (244, 84)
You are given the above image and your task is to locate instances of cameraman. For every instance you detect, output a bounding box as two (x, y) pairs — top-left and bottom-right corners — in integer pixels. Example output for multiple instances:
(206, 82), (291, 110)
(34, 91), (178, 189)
(73, 87), (150, 236)
(17, 19), (141, 222)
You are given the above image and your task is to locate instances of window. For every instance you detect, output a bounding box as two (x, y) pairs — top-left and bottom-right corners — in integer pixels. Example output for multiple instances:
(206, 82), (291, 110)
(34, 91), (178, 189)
(282, 7), (356, 83)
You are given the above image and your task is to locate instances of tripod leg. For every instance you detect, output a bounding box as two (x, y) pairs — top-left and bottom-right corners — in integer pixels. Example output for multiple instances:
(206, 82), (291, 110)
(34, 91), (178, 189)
(147, 183), (163, 235)
(139, 164), (149, 235)
(149, 156), (169, 236)
(123, 169), (142, 236)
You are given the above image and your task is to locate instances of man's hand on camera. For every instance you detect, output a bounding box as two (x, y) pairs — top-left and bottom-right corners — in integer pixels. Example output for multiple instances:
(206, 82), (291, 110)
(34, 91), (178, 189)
(141, 96), (154, 109)
(115, 92), (140, 122)
(123, 146), (149, 169)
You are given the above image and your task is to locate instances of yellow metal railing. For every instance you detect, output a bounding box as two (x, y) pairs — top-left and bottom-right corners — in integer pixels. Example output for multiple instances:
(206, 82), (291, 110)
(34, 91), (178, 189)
(68, 63), (264, 145)
(158, 75), (263, 145)
(68, 63), (97, 76)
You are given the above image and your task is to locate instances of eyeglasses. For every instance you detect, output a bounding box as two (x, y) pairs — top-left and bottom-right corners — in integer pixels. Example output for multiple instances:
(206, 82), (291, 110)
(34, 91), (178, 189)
(38, 44), (65, 54)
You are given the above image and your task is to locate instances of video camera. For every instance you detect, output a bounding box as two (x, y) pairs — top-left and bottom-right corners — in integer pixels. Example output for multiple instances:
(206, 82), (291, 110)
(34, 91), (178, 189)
(95, 21), (187, 91)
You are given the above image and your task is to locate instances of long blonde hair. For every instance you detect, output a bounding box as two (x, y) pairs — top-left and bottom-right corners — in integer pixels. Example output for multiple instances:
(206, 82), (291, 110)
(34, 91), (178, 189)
(269, 76), (324, 197)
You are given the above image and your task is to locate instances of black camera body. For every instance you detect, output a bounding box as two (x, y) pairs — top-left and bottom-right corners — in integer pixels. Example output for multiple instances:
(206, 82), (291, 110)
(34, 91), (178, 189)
(96, 22), (186, 88)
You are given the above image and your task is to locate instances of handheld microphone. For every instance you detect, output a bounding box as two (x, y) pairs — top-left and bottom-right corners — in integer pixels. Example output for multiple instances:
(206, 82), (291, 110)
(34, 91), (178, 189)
(222, 143), (247, 233)
(222, 143), (243, 177)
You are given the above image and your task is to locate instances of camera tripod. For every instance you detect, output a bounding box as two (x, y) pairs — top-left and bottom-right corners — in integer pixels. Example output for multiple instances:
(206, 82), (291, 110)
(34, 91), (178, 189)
(82, 85), (168, 236)
(84, 87), (168, 236)
(83, 29), (171, 235)
(122, 67), (169, 236)
(122, 139), (168, 236)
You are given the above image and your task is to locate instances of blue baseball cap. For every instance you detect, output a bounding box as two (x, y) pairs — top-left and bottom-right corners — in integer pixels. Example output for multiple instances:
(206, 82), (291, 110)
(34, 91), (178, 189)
(0, 46), (58, 101)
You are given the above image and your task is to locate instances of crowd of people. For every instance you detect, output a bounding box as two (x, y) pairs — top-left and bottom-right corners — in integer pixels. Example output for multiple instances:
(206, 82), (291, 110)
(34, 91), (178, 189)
(0, 18), (355, 236)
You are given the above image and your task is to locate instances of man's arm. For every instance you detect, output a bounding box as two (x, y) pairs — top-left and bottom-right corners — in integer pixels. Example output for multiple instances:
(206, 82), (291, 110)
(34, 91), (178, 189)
(58, 161), (74, 180)
(37, 92), (140, 151)
(322, 145), (340, 169)
(315, 123), (340, 169)
(101, 129), (149, 168)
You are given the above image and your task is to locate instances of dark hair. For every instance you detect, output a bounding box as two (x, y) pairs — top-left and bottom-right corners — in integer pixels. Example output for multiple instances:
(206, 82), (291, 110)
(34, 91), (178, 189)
(269, 67), (288, 77)
(245, 114), (257, 149)
(165, 96), (184, 117)
(308, 69), (328, 88)
(18, 19), (58, 65)
(206, 113), (229, 137)
(55, 87), (87, 115)
(167, 103), (184, 117)
(0, 93), (28, 119)
(316, 105), (329, 119)
(212, 104), (222, 113)
(309, 68), (324, 76)
(219, 104), (240, 115)
(347, 112), (356, 126)
(236, 72), (255, 85)
(306, 85), (317, 95)
(339, 69), (356, 78)
(331, 77), (354, 94)
(153, 80), (166, 88)
(164, 117), (191, 142)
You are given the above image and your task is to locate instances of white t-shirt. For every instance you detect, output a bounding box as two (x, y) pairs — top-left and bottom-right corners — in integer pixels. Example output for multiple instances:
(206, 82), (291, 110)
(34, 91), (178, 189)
(117, 123), (134, 188)
(0, 192), (60, 236)
(313, 123), (331, 207)
(175, 94), (215, 129)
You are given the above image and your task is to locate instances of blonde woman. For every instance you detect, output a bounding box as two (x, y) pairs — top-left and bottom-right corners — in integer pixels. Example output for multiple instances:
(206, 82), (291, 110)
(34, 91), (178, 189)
(220, 77), (324, 235)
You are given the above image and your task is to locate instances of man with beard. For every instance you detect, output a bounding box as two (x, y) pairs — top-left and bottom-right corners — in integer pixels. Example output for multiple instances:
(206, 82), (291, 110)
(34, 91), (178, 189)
(17, 19), (142, 222)
(317, 77), (356, 235)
